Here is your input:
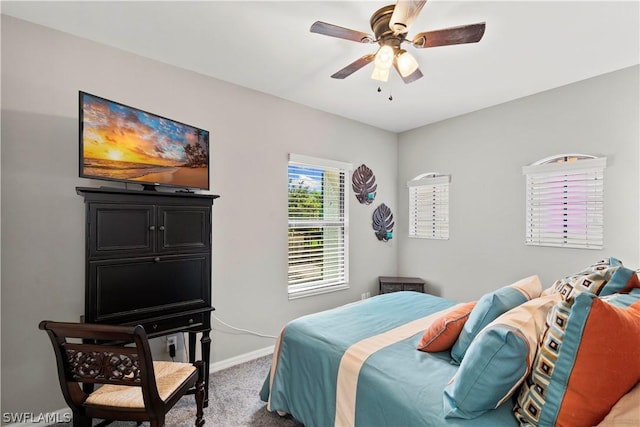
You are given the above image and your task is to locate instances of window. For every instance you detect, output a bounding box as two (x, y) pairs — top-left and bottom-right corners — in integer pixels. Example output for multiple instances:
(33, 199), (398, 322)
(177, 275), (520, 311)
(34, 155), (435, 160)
(287, 154), (351, 299)
(522, 154), (606, 249)
(407, 173), (450, 240)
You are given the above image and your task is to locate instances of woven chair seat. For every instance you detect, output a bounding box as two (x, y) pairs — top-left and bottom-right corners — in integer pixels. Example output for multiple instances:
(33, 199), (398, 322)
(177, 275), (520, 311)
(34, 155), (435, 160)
(86, 361), (197, 409)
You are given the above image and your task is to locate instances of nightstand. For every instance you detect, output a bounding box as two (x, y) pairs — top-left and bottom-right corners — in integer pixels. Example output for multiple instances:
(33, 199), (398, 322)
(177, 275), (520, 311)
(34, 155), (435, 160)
(378, 276), (426, 294)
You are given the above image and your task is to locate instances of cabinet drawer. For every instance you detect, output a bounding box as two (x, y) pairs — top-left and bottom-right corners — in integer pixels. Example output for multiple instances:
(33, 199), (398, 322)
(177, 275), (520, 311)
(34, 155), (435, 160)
(403, 283), (424, 293)
(380, 283), (403, 293)
(136, 311), (210, 337)
(379, 276), (426, 295)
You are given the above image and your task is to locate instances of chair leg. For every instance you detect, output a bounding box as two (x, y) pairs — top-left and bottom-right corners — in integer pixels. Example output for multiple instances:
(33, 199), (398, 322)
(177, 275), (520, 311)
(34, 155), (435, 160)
(150, 415), (165, 427)
(192, 360), (205, 427)
(72, 414), (92, 427)
(195, 377), (205, 426)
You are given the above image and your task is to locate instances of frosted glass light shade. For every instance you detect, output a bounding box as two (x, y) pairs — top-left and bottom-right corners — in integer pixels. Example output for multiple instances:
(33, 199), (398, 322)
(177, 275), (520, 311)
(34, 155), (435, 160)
(372, 45), (394, 82)
(396, 50), (419, 77)
(374, 45), (394, 68)
(371, 66), (390, 82)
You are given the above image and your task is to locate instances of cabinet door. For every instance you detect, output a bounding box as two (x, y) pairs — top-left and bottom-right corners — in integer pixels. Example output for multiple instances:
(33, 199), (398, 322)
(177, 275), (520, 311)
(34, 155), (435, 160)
(157, 206), (211, 253)
(87, 254), (211, 323)
(89, 204), (156, 257)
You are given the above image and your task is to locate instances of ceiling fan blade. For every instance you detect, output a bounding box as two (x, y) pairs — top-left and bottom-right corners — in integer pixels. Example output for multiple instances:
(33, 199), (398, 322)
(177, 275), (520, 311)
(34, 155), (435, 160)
(390, 0), (427, 34)
(310, 21), (374, 43)
(393, 63), (424, 84)
(331, 54), (376, 79)
(412, 22), (486, 48)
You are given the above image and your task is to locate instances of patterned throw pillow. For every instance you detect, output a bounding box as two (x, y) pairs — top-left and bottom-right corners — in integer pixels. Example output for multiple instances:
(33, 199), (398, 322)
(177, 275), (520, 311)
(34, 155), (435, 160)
(417, 301), (476, 352)
(599, 265), (640, 296)
(545, 257), (622, 302)
(450, 275), (542, 364)
(443, 294), (560, 419)
(514, 289), (640, 427)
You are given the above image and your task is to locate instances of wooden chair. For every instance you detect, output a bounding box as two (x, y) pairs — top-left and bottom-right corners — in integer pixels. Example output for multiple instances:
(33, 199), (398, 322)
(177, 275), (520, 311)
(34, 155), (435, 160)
(39, 321), (205, 427)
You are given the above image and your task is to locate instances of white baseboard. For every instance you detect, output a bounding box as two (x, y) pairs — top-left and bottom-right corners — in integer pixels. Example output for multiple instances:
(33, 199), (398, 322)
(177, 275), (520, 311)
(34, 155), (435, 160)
(6, 347), (275, 426)
(209, 345), (274, 373)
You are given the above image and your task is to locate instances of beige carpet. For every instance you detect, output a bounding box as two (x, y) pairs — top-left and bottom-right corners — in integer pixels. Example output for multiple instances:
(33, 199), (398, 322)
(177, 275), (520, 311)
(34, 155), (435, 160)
(49, 355), (303, 427)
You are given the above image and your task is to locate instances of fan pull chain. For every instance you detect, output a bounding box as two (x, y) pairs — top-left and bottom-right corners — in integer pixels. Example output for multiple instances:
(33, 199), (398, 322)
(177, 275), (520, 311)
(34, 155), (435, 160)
(376, 85), (393, 101)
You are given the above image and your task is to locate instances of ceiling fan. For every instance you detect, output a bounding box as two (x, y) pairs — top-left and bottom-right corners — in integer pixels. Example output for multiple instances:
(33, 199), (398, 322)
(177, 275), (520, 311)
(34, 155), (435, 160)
(310, 0), (486, 84)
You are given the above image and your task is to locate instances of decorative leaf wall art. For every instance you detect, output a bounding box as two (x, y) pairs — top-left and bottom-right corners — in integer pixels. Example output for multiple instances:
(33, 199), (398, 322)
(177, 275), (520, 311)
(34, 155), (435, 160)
(352, 164), (377, 205)
(372, 203), (394, 242)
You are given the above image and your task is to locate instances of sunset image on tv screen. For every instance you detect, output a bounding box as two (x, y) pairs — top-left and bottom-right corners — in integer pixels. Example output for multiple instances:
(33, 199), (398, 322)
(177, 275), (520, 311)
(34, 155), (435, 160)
(80, 92), (209, 190)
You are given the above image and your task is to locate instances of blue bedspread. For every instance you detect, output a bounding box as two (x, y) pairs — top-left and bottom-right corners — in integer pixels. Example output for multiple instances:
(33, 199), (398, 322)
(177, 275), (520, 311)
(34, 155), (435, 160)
(260, 292), (519, 427)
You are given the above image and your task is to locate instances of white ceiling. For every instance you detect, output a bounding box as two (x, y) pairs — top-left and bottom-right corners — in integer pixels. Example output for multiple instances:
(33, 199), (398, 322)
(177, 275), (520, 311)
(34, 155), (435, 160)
(2, 1), (639, 133)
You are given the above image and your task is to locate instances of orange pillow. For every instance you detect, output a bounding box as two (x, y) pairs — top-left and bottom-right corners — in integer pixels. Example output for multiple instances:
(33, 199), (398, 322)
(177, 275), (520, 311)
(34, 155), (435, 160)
(514, 290), (640, 426)
(417, 301), (476, 352)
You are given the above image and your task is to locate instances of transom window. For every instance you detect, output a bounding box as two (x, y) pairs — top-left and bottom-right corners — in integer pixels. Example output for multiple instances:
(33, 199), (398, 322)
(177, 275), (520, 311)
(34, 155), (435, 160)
(287, 154), (351, 299)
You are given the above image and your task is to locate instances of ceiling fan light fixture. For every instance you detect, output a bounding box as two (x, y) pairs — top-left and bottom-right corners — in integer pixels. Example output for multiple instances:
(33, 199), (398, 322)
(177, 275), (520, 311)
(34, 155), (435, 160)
(371, 44), (394, 82)
(396, 50), (419, 77)
(371, 66), (389, 82)
(311, 2), (484, 85)
(371, 65), (390, 82)
(374, 45), (394, 68)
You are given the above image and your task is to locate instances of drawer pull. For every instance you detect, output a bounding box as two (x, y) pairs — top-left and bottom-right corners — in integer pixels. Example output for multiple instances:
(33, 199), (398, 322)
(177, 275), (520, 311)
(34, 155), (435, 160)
(149, 225), (156, 231)
(154, 257), (160, 262)
(188, 318), (194, 324)
(152, 324), (158, 330)
(159, 225), (165, 231)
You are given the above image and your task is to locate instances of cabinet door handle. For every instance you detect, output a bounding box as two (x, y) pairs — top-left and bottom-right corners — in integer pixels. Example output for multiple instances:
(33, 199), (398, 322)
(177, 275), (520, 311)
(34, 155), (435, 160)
(149, 225), (156, 231)
(154, 257), (160, 262)
(159, 225), (165, 231)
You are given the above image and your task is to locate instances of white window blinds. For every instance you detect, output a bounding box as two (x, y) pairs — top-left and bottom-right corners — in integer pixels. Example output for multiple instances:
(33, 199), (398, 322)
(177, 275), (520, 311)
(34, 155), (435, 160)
(407, 173), (450, 240)
(287, 154), (351, 299)
(522, 155), (606, 249)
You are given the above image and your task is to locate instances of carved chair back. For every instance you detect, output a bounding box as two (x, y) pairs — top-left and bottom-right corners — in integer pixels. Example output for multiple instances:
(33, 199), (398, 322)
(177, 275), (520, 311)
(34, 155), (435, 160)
(39, 320), (205, 427)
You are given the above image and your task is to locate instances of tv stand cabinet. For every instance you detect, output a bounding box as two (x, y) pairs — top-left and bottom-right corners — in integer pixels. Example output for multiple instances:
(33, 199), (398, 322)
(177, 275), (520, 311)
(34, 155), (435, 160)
(76, 186), (219, 406)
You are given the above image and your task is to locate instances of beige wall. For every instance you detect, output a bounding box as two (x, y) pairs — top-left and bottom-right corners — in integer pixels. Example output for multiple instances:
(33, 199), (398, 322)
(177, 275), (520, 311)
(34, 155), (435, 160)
(1, 16), (398, 416)
(397, 65), (640, 302)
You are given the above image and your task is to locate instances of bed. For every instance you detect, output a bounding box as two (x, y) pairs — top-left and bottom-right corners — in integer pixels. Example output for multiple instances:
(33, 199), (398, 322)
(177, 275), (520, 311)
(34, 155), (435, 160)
(260, 259), (640, 427)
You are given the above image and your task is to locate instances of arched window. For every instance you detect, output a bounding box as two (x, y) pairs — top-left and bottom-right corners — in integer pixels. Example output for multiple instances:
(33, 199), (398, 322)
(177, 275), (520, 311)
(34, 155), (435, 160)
(522, 154), (606, 249)
(407, 173), (450, 240)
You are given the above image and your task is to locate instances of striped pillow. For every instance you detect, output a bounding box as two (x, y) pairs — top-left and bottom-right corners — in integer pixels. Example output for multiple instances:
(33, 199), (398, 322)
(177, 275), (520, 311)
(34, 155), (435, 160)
(599, 266), (640, 296)
(514, 289), (640, 427)
(545, 257), (623, 301)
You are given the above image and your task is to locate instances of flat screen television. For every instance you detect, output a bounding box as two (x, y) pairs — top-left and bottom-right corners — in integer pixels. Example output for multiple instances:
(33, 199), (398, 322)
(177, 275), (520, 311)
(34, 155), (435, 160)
(79, 91), (210, 191)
